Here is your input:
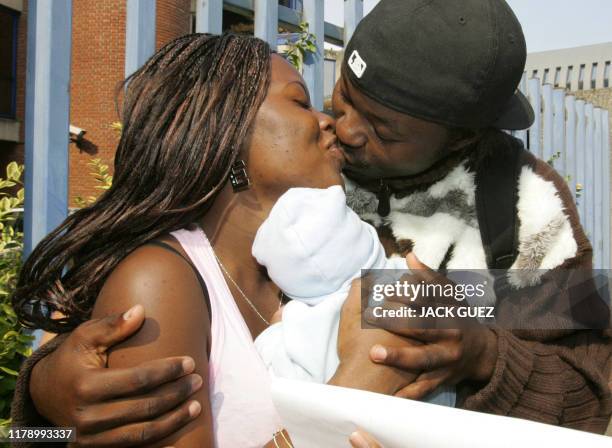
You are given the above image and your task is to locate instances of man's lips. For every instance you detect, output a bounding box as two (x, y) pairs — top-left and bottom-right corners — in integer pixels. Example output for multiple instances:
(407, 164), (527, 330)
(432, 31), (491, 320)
(336, 142), (358, 167)
(327, 142), (346, 170)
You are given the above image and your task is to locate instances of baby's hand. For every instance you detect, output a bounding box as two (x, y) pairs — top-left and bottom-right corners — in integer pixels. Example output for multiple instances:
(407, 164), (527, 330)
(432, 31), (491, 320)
(270, 305), (284, 324)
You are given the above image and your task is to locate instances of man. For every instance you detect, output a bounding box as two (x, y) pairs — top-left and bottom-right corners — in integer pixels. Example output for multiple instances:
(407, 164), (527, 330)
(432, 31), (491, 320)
(12, 0), (611, 446)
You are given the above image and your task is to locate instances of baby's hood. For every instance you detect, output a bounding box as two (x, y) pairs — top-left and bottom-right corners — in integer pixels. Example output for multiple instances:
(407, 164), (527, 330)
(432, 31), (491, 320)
(252, 185), (386, 304)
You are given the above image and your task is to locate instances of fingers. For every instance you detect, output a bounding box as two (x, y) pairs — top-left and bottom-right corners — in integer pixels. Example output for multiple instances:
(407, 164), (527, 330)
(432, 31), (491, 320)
(76, 357), (197, 402)
(76, 374), (203, 433)
(349, 430), (382, 448)
(405, 252), (442, 284)
(394, 370), (448, 400)
(75, 305), (146, 353)
(74, 400), (201, 447)
(369, 343), (456, 371)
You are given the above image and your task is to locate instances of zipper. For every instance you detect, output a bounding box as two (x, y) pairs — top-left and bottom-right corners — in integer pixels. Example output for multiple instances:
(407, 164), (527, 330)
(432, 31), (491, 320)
(377, 179), (391, 217)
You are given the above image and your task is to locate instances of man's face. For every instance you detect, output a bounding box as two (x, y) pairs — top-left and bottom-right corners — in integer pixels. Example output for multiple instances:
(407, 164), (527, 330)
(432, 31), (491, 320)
(332, 71), (453, 181)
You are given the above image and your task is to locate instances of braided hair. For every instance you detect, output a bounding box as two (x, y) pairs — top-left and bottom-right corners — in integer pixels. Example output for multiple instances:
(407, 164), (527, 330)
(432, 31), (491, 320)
(13, 33), (272, 332)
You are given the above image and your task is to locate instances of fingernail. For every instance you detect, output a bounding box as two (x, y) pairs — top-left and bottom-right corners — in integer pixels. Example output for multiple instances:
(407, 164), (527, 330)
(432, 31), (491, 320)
(182, 357), (195, 373)
(371, 345), (387, 362)
(122, 304), (142, 320)
(349, 432), (370, 448)
(123, 305), (137, 320)
(190, 374), (203, 390)
(188, 401), (201, 417)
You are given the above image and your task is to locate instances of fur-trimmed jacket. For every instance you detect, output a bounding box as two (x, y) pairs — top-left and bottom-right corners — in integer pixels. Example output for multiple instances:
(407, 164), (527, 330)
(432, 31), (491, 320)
(345, 133), (611, 433)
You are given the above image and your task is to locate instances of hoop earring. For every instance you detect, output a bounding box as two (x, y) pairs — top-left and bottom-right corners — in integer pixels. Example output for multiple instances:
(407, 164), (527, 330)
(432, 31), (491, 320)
(229, 159), (251, 192)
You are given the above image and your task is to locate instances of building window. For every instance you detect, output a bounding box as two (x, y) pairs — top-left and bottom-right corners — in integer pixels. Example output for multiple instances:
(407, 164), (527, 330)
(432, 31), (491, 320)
(590, 62), (598, 89)
(604, 61), (610, 88)
(566, 65), (573, 88)
(0, 5), (18, 119)
(578, 64), (585, 90)
(554, 67), (561, 87)
(279, 0), (303, 11)
(542, 68), (549, 84)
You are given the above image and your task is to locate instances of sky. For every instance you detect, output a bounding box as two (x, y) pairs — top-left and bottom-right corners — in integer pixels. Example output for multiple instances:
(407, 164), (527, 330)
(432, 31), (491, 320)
(324, 0), (612, 53)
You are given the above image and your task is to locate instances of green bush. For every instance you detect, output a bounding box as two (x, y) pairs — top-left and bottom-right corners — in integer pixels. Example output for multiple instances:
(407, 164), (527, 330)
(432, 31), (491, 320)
(0, 162), (33, 426)
(74, 158), (113, 207)
(284, 22), (317, 72)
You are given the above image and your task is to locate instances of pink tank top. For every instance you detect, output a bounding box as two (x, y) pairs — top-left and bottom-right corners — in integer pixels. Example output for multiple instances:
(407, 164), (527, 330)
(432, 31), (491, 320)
(171, 227), (282, 448)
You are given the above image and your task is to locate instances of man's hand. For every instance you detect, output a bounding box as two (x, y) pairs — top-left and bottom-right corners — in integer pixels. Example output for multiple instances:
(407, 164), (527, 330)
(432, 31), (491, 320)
(365, 253), (498, 400)
(31, 305), (203, 447)
(329, 279), (420, 396)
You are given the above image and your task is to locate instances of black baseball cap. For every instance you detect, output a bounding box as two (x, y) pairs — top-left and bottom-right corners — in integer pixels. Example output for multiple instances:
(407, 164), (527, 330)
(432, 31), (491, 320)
(343, 0), (534, 131)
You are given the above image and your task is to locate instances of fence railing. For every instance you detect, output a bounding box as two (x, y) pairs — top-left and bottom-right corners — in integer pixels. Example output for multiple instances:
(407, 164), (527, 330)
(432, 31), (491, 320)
(512, 76), (611, 269)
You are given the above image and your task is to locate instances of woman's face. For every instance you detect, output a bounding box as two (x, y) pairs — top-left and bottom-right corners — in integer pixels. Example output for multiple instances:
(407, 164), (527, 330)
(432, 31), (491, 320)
(245, 55), (345, 205)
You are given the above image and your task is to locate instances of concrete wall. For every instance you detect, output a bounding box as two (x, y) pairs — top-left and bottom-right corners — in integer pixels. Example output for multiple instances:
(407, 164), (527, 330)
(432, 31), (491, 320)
(525, 42), (612, 91)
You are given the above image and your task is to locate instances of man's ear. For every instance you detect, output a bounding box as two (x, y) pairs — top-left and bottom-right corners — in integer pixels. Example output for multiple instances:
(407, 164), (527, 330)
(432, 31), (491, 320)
(447, 128), (483, 152)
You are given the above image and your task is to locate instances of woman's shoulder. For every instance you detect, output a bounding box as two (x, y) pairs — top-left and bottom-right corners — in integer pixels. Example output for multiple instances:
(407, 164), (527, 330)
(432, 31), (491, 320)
(92, 235), (209, 322)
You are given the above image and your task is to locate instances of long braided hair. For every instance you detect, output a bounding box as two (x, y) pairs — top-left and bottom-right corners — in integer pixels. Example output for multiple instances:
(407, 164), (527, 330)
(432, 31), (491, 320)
(13, 33), (272, 332)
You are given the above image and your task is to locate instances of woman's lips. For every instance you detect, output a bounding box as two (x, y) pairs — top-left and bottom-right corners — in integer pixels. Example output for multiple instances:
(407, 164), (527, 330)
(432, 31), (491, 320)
(327, 143), (347, 171)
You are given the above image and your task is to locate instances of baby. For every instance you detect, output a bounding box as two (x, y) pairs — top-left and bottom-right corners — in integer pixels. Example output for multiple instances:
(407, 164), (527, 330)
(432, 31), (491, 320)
(252, 185), (455, 407)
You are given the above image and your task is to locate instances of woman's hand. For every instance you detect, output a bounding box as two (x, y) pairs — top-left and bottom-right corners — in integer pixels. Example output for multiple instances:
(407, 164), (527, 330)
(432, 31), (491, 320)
(349, 430), (383, 448)
(364, 253), (499, 399)
(30, 305), (202, 446)
(263, 429), (293, 447)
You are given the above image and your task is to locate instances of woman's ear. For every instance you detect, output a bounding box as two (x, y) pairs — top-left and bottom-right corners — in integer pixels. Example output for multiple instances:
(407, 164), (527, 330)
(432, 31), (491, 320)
(447, 128), (484, 152)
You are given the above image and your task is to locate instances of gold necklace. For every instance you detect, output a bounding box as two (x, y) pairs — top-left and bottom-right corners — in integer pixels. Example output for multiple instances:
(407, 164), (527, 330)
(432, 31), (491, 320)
(212, 249), (282, 326)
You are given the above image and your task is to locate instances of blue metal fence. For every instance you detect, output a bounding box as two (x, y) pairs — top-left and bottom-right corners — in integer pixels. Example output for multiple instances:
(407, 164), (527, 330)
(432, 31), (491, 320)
(515, 77), (612, 269)
(23, 0), (72, 255)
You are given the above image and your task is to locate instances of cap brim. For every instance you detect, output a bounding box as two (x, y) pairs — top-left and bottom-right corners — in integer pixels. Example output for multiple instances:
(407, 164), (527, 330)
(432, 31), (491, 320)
(493, 90), (535, 131)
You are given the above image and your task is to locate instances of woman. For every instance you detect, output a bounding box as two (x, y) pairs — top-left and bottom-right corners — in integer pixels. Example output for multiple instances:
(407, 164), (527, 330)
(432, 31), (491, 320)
(13, 33), (396, 447)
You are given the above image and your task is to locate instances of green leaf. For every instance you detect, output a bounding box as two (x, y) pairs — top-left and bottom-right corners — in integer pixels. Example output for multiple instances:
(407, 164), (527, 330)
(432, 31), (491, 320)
(0, 367), (18, 376)
(6, 162), (20, 181)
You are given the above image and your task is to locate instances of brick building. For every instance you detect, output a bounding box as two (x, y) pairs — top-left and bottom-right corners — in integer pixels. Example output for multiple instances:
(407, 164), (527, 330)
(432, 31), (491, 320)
(0, 0), (192, 206)
(0, 0), (322, 206)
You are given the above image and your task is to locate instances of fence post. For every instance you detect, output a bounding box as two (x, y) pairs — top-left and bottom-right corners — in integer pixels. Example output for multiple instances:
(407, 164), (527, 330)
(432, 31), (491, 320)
(196, 0), (223, 34)
(24, 0), (72, 255)
(575, 100), (586, 222)
(513, 74), (528, 146)
(565, 95), (577, 199)
(552, 89), (565, 175)
(344, 0), (363, 44)
(593, 108), (603, 268)
(527, 78), (542, 156)
(255, 0), (278, 50)
(542, 84), (554, 163)
(584, 103), (595, 245)
(302, 0), (324, 110)
(125, 0), (156, 78)
(602, 110), (611, 269)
